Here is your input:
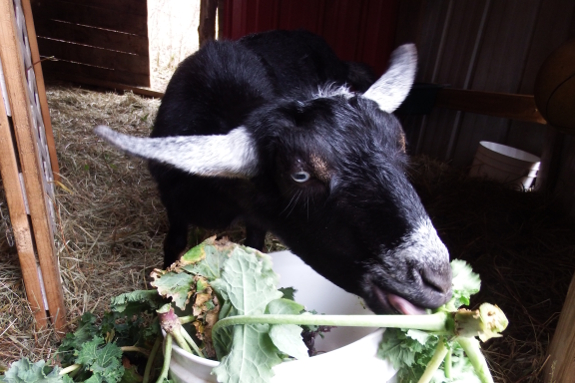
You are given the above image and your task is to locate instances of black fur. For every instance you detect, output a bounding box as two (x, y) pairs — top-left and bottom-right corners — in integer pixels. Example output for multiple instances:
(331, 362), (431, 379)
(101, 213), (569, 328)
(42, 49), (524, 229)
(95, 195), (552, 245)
(148, 30), (451, 314)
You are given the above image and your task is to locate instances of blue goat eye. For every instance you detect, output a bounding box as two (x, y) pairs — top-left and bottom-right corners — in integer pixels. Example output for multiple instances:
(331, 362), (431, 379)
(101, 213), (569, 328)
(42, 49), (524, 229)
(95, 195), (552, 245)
(291, 171), (310, 183)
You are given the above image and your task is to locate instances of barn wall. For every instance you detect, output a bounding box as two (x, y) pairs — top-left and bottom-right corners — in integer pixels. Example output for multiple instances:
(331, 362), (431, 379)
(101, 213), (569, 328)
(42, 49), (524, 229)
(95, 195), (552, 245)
(395, 0), (575, 168)
(219, 0), (399, 76)
(30, 0), (150, 87)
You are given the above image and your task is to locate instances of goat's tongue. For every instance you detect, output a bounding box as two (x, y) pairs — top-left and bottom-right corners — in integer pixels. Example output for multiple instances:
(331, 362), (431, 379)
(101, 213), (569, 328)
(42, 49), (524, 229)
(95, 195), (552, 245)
(387, 293), (427, 315)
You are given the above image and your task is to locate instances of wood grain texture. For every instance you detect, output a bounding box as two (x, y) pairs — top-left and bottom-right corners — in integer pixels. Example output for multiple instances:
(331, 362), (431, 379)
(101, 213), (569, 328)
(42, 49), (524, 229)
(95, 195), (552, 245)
(37, 38), (150, 75)
(41, 60), (150, 88)
(0, 65), (48, 330)
(30, 0), (150, 87)
(0, 0), (66, 334)
(34, 18), (150, 56)
(31, 0), (148, 36)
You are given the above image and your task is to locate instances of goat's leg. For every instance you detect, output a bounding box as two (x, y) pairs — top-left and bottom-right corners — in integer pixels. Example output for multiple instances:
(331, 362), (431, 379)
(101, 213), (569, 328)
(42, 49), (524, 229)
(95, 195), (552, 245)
(245, 225), (267, 251)
(163, 213), (189, 268)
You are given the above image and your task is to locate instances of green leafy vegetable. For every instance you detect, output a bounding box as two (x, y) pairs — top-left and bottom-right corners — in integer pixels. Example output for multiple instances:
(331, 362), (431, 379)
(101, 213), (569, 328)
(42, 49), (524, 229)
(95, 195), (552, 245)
(1, 237), (507, 383)
(210, 247), (306, 383)
(75, 337), (124, 383)
(0, 359), (65, 383)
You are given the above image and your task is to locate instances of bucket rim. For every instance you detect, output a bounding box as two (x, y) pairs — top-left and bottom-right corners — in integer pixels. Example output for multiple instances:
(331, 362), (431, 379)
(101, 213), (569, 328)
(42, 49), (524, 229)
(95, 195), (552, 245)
(478, 141), (540, 163)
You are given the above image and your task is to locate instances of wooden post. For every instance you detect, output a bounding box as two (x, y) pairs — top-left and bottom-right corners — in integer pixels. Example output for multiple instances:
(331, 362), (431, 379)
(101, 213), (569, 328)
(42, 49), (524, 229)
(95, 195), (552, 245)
(0, 0), (66, 334)
(0, 60), (48, 330)
(199, 0), (219, 47)
(545, 271), (575, 382)
(535, 126), (565, 193)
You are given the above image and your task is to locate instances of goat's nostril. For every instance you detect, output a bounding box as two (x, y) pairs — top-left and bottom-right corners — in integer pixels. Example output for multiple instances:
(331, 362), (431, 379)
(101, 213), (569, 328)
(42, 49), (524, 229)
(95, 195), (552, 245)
(420, 267), (451, 294)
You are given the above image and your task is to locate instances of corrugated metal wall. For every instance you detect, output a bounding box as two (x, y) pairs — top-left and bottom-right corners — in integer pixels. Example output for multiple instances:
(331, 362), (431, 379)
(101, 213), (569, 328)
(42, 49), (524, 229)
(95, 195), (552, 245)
(395, 0), (575, 168)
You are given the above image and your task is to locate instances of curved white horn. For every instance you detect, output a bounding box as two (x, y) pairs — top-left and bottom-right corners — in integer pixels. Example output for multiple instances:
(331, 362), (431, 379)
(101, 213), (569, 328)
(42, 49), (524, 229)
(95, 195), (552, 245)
(363, 44), (417, 113)
(94, 125), (258, 178)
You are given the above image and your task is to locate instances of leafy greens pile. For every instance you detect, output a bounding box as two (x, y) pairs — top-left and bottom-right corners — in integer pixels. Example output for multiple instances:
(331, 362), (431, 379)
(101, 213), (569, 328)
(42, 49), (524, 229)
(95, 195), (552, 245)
(0, 237), (508, 383)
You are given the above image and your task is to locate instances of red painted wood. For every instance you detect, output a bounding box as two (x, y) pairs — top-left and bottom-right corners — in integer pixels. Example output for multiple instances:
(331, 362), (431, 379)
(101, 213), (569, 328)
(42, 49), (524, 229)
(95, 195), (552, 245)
(220, 0), (399, 75)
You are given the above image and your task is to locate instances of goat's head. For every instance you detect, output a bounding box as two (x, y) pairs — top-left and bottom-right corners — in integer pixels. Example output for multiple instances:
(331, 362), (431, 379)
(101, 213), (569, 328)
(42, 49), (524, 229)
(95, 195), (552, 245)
(95, 44), (452, 315)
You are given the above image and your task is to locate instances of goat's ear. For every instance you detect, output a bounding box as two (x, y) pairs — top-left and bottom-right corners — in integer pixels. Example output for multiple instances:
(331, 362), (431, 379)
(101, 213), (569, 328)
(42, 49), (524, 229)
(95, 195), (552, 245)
(94, 125), (258, 178)
(362, 44), (417, 113)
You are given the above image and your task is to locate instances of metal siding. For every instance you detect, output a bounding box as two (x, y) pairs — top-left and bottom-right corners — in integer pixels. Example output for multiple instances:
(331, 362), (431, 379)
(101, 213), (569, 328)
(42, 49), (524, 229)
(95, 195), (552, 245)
(397, 0), (575, 166)
(220, 0), (399, 75)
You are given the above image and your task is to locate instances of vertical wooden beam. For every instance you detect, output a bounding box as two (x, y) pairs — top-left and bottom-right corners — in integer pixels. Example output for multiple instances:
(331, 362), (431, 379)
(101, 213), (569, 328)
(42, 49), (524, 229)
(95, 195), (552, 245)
(0, 60), (48, 330)
(545, 271), (575, 382)
(20, 0), (60, 182)
(535, 126), (564, 192)
(199, 0), (219, 47)
(0, 0), (66, 334)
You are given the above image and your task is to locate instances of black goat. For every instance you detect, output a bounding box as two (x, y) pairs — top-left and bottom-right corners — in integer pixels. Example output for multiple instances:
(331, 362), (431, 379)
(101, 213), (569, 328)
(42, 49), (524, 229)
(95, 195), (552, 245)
(96, 30), (452, 315)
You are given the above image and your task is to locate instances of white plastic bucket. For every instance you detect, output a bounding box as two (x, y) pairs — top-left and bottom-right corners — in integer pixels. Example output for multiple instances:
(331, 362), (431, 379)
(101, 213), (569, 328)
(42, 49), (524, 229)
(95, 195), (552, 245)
(469, 141), (541, 190)
(168, 250), (397, 383)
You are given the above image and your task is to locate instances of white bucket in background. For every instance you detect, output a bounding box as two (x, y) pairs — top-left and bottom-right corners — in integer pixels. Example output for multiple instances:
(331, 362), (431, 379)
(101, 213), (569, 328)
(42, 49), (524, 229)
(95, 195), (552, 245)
(168, 250), (397, 383)
(469, 141), (541, 190)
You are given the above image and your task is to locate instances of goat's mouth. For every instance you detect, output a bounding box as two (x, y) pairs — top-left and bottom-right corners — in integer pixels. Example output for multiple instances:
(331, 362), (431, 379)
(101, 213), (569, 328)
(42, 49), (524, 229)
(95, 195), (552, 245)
(369, 282), (427, 315)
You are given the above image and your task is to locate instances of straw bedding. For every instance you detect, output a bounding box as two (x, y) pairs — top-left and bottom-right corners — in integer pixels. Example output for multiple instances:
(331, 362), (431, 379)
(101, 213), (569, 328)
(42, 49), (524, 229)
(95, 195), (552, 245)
(1, 84), (574, 383)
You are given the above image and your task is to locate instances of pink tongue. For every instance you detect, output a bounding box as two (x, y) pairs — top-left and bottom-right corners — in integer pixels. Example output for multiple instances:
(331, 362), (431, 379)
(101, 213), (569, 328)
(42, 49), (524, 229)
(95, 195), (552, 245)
(388, 294), (427, 315)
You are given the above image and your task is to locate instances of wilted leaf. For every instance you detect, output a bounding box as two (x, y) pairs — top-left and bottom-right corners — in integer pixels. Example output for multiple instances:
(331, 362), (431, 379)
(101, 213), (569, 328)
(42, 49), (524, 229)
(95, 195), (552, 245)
(150, 269), (195, 310)
(181, 237), (237, 280)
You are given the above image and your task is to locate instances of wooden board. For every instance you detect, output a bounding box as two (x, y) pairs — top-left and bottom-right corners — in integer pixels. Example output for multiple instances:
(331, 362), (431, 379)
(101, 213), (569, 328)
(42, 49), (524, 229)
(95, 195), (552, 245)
(37, 39), (150, 76)
(0, 58), (48, 330)
(34, 18), (149, 57)
(40, 60), (150, 89)
(434, 89), (546, 124)
(30, 0), (150, 87)
(545, 269), (575, 382)
(0, 0), (66, 334)
(32, 0), (148, 35)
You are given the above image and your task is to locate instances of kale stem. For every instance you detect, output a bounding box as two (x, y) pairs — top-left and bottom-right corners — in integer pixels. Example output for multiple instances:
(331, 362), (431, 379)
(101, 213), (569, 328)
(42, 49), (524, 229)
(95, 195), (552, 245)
(417, 336), (448, 383)
(171, 327), (193, 354)
(179, 315), (196, 324)
(456, 337), (494, 383)
(120, 346), (151, 356)
(155, 334), (172, 383)
(58, 364), (81, 376)
(444, 346), (453, 379)
(179, 326), (205, 358)
(143, 336), (162, 383)
(212, 312), (449, 337)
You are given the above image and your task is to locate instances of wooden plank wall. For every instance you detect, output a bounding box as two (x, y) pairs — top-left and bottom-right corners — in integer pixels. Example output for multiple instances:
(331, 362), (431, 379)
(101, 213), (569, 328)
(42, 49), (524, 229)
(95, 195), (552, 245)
(30, 0), (150, 87)
(395, 0), (575, 168)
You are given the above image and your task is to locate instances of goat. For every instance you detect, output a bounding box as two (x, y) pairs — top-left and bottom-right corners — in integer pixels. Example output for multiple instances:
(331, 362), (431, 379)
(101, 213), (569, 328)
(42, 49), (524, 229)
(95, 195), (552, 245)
(95, 30), (452, 315)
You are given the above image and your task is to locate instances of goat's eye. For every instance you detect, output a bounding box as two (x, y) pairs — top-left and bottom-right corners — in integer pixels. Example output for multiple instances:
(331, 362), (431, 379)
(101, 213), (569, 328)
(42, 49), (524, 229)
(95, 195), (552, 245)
(291, 171), (311, 183)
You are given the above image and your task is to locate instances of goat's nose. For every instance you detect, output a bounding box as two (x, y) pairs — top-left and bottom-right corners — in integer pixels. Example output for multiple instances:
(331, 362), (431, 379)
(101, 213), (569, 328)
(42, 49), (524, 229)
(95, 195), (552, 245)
(418, 266), (452, 308)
